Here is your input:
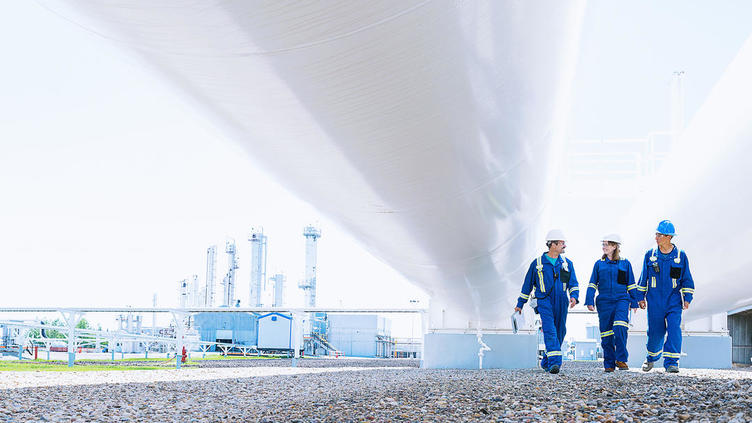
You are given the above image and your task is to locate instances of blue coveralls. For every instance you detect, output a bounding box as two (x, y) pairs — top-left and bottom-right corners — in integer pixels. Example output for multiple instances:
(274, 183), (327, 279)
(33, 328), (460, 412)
(585, 258), (639, 369)
(637, 245), (695, 368)
(517, 253), (579, 370)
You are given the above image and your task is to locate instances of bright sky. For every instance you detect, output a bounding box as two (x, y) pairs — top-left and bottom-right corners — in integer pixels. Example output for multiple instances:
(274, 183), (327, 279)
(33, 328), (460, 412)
(1, 2), (751, 336)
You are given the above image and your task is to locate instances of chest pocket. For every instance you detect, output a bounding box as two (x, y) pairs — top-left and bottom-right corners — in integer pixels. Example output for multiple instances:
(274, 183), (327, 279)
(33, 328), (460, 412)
(617, 269), (628, 285)
(560, 269), (571, 283)
(670, 266), (682, 279)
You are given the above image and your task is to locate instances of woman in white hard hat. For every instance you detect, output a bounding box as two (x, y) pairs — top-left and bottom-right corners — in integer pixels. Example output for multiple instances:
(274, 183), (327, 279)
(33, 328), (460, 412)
(584, 234), (639, 372)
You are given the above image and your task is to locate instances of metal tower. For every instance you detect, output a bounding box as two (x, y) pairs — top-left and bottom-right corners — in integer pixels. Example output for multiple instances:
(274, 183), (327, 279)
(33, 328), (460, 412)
(190, 274), (199, 307)
(269, 273), (286, 307)
(670, 70), (686, 150)
(298, 225), (321, 307)
(179, 278), (189, 308)
(204, 245), (217, 307)
(249, 228), (268, 307)
(222, 240), (239, 307)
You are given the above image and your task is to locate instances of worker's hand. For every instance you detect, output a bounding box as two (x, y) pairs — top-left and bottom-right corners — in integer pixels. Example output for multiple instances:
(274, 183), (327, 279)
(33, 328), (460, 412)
(569, 298), (577, 309)
(638, 300), (647, 309)
(683, 301), (690, 310)
(514, 307), (522, 314)
(587, 305), (595, 312)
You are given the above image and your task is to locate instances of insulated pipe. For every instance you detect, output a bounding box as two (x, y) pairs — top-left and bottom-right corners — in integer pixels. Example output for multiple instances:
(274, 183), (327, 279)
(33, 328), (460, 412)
(41, 0), (585, 328)
(621, 34), (752, 321)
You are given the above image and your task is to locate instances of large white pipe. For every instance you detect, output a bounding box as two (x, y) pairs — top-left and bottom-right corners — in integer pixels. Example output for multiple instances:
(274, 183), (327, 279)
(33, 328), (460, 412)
(622, 34), (752, 320)
(44, 1), (585, 326)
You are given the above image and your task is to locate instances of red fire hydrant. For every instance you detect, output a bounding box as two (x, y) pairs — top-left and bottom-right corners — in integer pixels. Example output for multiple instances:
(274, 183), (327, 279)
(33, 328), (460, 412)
(181, 346), (187, 363)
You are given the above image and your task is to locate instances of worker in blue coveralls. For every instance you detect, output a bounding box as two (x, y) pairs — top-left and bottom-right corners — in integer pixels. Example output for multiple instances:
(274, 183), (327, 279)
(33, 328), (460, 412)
(637, 220), (695, 373)
(585, 234), (639, 372)
(515, 229), (579, 374)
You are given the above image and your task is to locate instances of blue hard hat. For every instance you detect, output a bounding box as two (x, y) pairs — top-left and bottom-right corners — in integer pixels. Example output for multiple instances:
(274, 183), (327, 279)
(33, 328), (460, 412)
(656, 220), (676, 236)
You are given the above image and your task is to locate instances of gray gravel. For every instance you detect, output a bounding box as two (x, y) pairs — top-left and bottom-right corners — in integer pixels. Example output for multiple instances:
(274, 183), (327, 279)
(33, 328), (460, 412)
(20, 357), (420, 369)
(190, 357), (421, 369)
(2, 361), (752, 422)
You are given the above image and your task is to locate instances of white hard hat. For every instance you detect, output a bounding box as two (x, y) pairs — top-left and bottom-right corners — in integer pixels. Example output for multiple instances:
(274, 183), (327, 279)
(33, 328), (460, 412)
(545, 229), (567, 242)
(602, 233), (622, 244)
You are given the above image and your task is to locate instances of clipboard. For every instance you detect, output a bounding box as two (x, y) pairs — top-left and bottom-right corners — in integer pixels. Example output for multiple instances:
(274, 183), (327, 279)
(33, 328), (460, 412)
(511, 311), (526, 333)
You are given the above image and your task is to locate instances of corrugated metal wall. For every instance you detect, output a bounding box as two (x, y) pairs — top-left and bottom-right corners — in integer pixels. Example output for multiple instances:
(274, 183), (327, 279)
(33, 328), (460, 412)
(728, 310), (752, 364)
(193, 312), (258, 349)
(328, 314), (392, 358)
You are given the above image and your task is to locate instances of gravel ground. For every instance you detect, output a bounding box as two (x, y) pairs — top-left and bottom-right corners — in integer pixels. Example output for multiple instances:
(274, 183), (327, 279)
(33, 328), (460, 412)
(2, 360), (752, 422)
(18, 357), (420, 369)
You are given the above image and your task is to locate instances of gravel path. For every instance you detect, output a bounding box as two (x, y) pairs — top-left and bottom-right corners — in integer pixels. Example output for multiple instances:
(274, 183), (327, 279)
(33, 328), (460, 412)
(20, 357), (420, 369)
(2, 361), (751, 422)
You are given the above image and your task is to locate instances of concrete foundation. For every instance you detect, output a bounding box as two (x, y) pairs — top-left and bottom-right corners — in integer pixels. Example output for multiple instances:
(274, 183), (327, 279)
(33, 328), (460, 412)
(422, 332), (538, 369)
(422, 331), (731, 369)
(625, 333), (731, 369)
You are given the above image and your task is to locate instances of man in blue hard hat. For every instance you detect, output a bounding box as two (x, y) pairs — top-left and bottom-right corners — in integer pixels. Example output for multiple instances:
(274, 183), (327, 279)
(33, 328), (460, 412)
(514, 229), (579, 374)
(636, 220), (695, 373)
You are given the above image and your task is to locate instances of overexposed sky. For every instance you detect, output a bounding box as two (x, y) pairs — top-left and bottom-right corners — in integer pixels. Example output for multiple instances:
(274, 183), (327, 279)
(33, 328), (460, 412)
(1, 2), (751, 335)
(0, 2), (428, 326)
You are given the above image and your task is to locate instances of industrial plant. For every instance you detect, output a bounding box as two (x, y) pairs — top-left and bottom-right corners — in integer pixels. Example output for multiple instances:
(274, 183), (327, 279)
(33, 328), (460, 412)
(181, 225), (395, 358)
(4, 1), (752, 422)
(1, 225), (400, 362)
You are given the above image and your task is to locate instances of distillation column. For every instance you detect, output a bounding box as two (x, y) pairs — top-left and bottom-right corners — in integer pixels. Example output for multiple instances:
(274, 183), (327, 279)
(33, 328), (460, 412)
(298, 226), (322, 354)
(222, 240), (239, 307)
(204, 245), (217, 307)
(270, 273), (286, 307)
(299, 226), (321, 308)
(190, 274), (199, 307)
(179, 278), (189, 309)
(249, 228), (268, 307)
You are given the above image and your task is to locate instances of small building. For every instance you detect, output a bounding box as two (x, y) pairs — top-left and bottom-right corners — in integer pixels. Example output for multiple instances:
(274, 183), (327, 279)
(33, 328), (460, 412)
(257, 312), (292, 351)
(586, 325), (600, 341)
(562, 340), (572, 360)
(327, 314), (393, 358)
(193, 312), (258, 350)
(573, 339), (599, 360)
(393, 337), (421, 358)
(728, 308), (752, 364)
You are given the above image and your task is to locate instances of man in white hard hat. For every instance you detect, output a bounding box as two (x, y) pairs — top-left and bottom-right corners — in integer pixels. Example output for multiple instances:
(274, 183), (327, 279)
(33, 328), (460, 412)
(515, 229), (579, 374)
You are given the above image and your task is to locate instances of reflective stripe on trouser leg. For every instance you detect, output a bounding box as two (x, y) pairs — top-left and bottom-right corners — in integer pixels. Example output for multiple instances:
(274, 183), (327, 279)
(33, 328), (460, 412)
(536, 295), (564, 368)
(553, 282), (568, 367)
(613, 298), (630, 363)
(646, 306), (667, 363)
(663, 307), (683, 367)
